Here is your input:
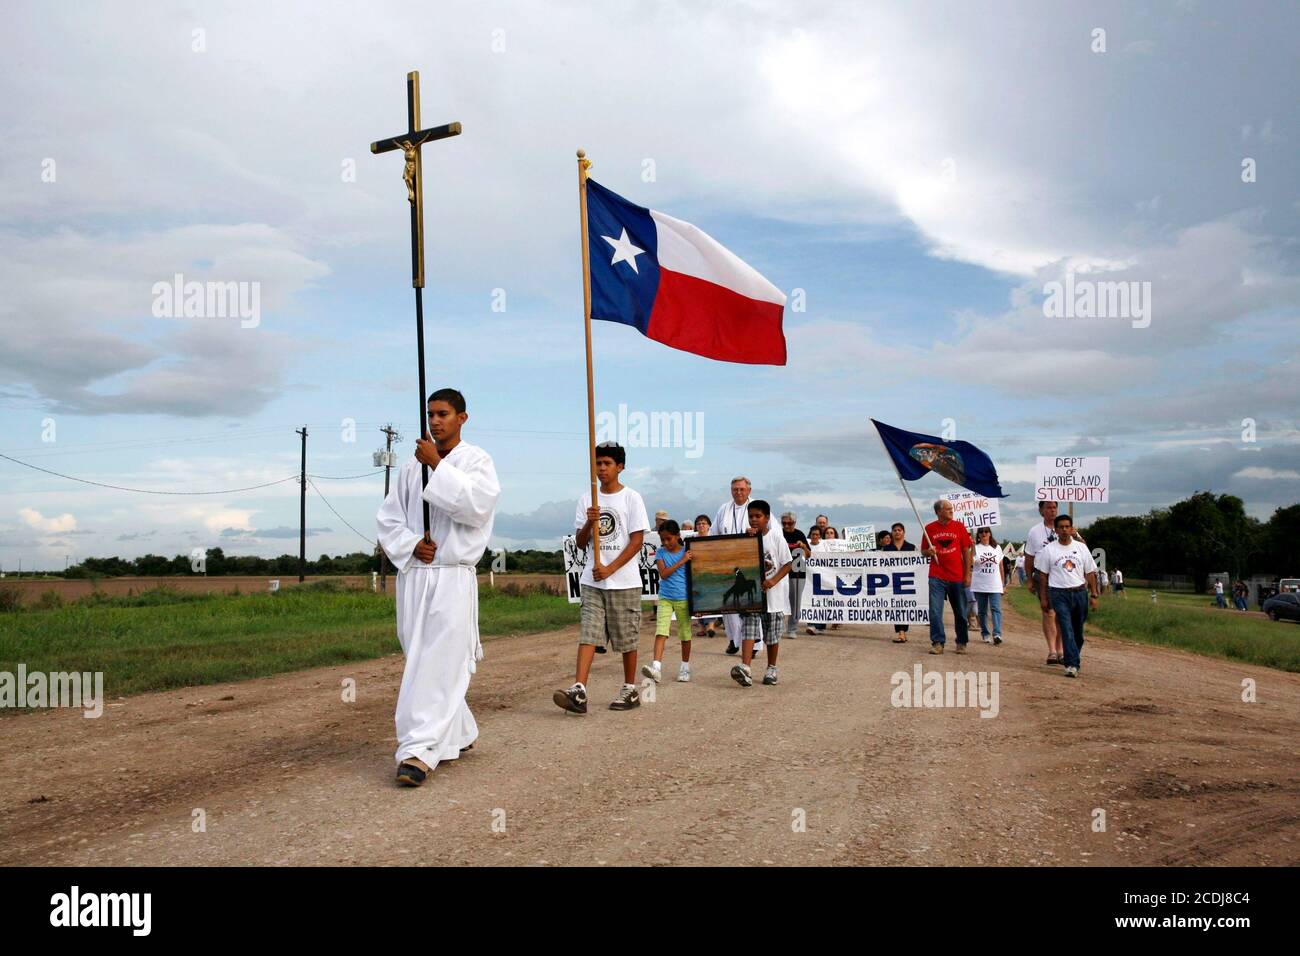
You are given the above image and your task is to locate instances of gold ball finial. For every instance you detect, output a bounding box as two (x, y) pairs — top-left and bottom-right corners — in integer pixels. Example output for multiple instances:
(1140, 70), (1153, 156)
(577, 148), (586, 159)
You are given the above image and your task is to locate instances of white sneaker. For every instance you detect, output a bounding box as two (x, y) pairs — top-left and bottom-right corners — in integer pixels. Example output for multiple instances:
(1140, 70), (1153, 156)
(677, 663), (690, 682)
(981, 635), (992, 644)
(730, 663), (753, 687)
(640, 662), (662, 683)
(1064, 666), (1079, 678)
(762, 666), (778, 686)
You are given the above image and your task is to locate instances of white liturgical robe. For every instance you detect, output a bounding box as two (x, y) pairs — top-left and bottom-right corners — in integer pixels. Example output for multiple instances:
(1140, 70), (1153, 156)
(376, 441), (500, 767)
(713, 497), (756, 646)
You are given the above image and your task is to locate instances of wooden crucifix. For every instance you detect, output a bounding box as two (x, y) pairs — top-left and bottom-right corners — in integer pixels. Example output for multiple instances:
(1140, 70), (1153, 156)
(370, 71), (462, 537)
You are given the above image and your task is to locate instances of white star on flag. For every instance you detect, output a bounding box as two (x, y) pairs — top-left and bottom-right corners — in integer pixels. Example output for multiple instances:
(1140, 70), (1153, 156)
(601, 228), (646, 274)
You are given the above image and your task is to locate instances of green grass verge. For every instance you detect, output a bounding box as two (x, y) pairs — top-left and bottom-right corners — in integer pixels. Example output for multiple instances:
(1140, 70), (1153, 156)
(1124, 589), (1224, 610)
(0, 583), (579, 701)
(1004, 586), (1300, 672)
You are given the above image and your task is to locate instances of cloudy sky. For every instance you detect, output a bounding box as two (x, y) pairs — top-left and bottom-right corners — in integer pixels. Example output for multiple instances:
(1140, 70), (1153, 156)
(2, 0), (1297, 570)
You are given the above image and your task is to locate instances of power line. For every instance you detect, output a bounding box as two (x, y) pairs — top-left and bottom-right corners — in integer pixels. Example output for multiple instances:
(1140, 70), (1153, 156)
(307, 478), (374, 546)
(0, 452), (299, 496)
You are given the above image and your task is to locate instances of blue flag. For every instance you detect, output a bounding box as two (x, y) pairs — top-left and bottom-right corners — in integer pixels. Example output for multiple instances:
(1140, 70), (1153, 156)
(872, 419), (1008, 499)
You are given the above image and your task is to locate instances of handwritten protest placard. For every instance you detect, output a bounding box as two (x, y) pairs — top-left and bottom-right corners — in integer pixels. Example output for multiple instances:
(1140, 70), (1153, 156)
(1035, 456), (1110, 503)
(940, 491), (1001, 533)
(843, 524), (877, 551)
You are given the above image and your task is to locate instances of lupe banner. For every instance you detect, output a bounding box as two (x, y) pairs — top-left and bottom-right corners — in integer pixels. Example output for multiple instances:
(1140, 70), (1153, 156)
(799, 552), (931, 626)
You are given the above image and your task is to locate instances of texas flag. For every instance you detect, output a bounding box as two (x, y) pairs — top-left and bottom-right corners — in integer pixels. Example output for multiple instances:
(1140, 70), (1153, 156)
(586, 179), (787, 365)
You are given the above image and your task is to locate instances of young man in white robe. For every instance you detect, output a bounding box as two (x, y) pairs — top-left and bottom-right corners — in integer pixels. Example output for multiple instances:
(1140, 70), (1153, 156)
(376, 388), (500, 787)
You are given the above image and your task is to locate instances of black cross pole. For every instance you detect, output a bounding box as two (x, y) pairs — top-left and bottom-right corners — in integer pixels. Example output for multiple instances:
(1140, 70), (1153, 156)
(370, 71), (461, 538)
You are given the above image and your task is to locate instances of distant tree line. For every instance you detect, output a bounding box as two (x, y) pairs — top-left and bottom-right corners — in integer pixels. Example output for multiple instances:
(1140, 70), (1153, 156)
(60, 546), (565, 578)
(1082, 493), (1299, 590)
(478, 549), (565, 573)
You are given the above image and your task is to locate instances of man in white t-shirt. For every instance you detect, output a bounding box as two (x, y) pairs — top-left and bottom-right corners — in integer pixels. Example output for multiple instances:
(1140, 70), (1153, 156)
(1035, 514), (1099, 679)
(730, 499), (793, 688)
(1024, 500), (1069, 665)
(715, 476), (762, 656)
(553, 442), (650, 714)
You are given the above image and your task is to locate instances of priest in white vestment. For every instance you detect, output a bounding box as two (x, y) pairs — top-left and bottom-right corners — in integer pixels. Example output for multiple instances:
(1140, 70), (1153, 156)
(713, 476), (762, 654)
(376, 389), (500, 786)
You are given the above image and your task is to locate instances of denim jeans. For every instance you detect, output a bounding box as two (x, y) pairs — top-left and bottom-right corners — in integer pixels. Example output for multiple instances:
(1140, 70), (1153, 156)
(974, 591), (1002, 638)
(928, 577), (969, 646)
(1048, 587), (1088, 668)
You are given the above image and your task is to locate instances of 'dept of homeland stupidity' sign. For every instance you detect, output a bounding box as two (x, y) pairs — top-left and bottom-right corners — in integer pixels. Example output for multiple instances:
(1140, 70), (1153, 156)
(1035, 456), (1110, 503)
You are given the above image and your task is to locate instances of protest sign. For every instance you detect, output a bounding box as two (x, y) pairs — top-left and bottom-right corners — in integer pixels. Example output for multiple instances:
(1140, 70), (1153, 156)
(941, 491), (1001, 533)
(562, 533), (660, 604)
(844, 524), (877, 551)
(1035, 456), (1110, 503)
(800, 552), (931, 626)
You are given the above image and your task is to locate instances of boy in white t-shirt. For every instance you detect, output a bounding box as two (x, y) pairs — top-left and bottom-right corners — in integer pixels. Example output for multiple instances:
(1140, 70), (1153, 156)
(1035, 514), (1099, 679)
(731, 499), (793, 688)
(553, 442), (650, 714)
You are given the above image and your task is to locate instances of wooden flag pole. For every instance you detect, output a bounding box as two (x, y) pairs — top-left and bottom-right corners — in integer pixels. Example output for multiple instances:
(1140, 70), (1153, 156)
(895, 471), (936, 553)
(577, 149), (600, 560)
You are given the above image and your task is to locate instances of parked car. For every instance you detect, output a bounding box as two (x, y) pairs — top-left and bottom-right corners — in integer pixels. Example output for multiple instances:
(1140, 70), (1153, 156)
(1262, 592), (1300, 622)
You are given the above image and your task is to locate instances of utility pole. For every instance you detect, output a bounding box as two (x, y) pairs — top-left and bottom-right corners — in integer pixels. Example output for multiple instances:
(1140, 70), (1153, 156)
(376, 424), (401, 592)
(296, 426), (308, 582)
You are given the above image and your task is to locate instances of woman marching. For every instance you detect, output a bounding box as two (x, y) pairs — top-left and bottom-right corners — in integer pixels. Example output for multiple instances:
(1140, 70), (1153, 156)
(971, 526), (1005, 645)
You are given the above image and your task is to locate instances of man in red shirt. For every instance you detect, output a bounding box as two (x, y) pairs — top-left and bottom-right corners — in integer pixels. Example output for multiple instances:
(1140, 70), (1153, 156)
(921, 499), (974, 655)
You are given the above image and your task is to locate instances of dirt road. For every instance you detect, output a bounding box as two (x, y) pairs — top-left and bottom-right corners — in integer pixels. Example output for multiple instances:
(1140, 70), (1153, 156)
(2, 604), (1296, 866)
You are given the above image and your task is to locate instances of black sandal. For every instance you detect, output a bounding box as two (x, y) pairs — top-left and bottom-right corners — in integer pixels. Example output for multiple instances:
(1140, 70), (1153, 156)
(396, 761), (429, 787)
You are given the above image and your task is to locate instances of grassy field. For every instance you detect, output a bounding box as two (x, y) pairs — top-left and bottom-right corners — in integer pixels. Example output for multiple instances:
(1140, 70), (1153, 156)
(0, 582), (579, 702)
(1119, 589), (1230, 610)
(1004, 585), (1300, 672)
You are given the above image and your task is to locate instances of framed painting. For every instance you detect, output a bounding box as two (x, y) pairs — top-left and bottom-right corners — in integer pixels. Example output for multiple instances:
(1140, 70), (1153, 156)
(685, 532), (766, 616)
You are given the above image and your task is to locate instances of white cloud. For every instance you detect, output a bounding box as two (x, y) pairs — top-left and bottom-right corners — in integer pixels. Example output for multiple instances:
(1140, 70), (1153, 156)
(1235, 467), (1300, 480)
(0, 224), (328, 415)
(18, 507), (76, 533)
(197, 508), (255, 534)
